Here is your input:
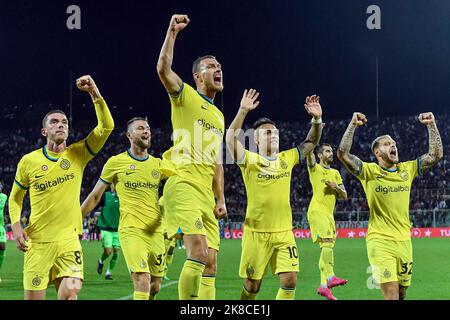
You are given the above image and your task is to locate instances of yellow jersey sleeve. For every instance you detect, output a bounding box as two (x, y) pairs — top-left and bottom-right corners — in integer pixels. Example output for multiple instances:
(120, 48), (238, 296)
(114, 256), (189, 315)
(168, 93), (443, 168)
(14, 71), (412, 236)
(169, 82), (190, 107)
(406, 159), (420, 180)
(14, 156), (30, 190)
(356, 161), (371, 180)
(99, 157), (117, 185)
(84, 97), (115, 158)
(237, 150), (255, 170)
(284, 147), (301, 167)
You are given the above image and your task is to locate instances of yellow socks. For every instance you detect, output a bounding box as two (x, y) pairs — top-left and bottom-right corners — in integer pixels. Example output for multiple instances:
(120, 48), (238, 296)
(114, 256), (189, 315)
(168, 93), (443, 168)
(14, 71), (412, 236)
(240, 286), (258, 300)
(319, 244), (335, 286)
(276, 287), (296, 300)
(198, 275), (216, 300)
(133, 291), (149, 300)
(178, 259), (205, 300)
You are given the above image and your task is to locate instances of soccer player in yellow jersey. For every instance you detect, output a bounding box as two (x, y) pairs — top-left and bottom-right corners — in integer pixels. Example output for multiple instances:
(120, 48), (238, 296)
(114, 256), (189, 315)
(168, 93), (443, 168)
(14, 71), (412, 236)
(8, 75), (114, 300)
(337, 112), (443, 300)
(157, 14), (227, 300)
(306, 143), (348, 300)
(82, 117), (164, 300)
(226, 91), (323, 300)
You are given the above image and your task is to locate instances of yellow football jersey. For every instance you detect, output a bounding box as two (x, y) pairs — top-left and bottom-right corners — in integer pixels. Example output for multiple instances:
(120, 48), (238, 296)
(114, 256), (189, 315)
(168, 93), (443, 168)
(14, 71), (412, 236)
(10, 98), (113, 242)
(158, 196), (167, 233)
(356, 160), (420, 241)
(237, 148), (301, 232)
(161, 83), (225, 188)
(307, 163), (343, 216)
(100, 150), (162, 233)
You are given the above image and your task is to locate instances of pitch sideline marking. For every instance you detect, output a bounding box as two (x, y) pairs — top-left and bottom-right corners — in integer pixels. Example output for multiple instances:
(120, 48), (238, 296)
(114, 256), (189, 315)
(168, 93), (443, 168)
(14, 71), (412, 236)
(116, 280), (178, 300)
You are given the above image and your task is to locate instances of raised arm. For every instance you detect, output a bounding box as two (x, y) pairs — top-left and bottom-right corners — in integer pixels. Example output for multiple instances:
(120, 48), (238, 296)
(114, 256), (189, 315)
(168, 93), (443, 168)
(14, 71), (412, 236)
(298, 95), (323, 159)
(81, 180), (109, 218)
(157, 14), (189, 96)
(417, 112), (444, 174)
(8, 183), (28, 252)
(76, 75), (114, 154)
(337, 112), (367, 175)
(213, 163), (227, 220)
(306, 151), (316, 168)
(225, 89), (260, 162)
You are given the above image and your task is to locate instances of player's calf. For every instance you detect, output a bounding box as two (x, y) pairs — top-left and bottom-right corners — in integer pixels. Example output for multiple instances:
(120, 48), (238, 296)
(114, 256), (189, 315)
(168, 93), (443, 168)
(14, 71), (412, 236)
(150, 277), (162, 300)
(399, 286), (408, 300)
(57, 277), (82, 300)
(132, 272), (151, 292)
(381, 282), (400, 300)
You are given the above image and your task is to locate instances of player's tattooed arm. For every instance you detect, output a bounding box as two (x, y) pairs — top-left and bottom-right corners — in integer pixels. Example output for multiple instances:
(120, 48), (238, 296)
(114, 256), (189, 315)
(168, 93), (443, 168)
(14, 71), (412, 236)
(157, 14), (189, 96)
(337, 112), (367, 176)
(306, 151), (316, 168)
(226, 89), (260, 162)
(299, 95), (323, 157)
(418, 112), (444, 174)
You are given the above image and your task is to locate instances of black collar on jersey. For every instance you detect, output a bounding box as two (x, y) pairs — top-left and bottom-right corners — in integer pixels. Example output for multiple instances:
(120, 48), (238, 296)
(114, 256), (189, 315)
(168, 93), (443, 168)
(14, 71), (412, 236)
(127, 149), (149, 161)
(196, 91), (214, 105)
(42, 145), (59, 162)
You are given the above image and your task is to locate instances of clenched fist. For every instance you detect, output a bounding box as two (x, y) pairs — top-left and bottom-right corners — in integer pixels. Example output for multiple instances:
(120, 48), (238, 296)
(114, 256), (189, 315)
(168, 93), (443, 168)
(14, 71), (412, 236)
(169, 14), (190, 33)
(418, 112), (435, 125)
(76, 75), (101, 101)
(351, 112), (368, 127)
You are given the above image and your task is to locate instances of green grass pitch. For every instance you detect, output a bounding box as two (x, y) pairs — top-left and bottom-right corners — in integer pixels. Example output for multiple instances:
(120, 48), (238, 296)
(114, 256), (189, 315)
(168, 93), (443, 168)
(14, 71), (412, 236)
(0, 238), (449, 300)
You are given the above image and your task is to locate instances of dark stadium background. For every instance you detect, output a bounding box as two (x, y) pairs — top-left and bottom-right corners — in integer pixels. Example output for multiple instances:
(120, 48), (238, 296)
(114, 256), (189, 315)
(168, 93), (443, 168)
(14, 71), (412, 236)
(1, 0), (449, 128)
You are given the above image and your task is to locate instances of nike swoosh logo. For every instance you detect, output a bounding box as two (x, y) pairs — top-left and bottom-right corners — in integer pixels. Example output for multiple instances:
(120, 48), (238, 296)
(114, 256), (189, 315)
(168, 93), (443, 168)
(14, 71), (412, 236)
(292, 264), (298, 267)
(35, 175), (44, 179)
(201, 106), (208, 110)
(125, 172), (135, 175)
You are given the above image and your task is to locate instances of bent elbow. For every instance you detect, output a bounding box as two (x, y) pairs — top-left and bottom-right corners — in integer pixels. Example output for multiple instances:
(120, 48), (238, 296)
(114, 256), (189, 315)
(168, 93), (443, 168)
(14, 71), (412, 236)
(157, 59), (169, 77)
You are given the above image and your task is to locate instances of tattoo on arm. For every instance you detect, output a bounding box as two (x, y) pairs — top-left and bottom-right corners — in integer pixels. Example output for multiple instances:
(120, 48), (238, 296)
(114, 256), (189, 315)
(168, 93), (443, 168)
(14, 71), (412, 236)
(338, 123), (362, 175)
(419, 123), (443, 174)
(300, 123), (322, 157)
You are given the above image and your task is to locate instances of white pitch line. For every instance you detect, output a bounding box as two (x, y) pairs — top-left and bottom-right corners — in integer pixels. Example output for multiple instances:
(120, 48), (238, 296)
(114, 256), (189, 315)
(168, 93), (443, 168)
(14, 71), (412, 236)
(116, 280), (178, 300)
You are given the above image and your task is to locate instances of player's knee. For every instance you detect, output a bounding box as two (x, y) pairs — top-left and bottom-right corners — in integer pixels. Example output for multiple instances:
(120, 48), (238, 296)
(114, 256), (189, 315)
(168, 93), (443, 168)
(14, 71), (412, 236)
(105, 248), (113, 256)
(383, 287), (399, 300)
(189, 247), (209, 262)
(204, 256), (217, 275)
(280, 273), (297, 288)
(282, 278), (297, 289)
(244, 279), (261, 293)
(133, 273), (150, 292)
(67, 287), (81, 300)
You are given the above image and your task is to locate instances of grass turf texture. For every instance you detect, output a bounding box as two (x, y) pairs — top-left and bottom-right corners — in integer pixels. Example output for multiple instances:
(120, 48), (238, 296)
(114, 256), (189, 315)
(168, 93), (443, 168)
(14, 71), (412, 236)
(0, 238), (448, 300)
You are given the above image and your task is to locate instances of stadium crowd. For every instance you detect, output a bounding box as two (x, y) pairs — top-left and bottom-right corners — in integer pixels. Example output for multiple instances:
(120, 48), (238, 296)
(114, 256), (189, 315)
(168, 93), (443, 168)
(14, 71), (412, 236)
(1, 111), (448, 232)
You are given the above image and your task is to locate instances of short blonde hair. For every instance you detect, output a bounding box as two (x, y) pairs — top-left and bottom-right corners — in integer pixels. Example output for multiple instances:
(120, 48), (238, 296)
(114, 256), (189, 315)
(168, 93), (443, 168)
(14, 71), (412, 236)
(371, 134), (392, 153)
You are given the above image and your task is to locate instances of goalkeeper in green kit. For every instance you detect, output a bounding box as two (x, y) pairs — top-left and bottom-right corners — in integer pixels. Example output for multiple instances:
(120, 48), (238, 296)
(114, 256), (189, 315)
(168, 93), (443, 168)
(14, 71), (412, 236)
(93, 184), (121, 280)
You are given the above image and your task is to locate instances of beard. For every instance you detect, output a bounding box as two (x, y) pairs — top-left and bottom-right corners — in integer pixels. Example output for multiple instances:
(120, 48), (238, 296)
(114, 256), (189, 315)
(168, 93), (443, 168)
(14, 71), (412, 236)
(381, 151), (399, 164)
(135, 139), (150, 149)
